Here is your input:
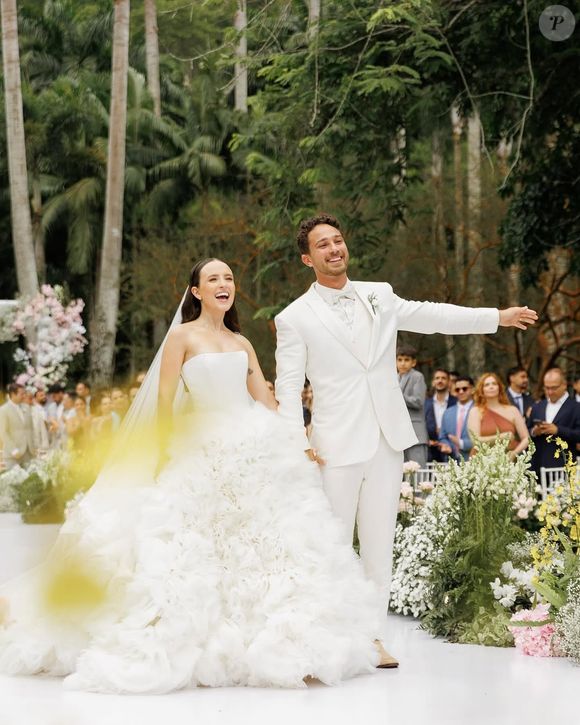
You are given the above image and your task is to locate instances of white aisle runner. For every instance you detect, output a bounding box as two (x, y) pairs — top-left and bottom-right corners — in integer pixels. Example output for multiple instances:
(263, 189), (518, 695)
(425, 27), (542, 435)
(0, 615), (576, 725)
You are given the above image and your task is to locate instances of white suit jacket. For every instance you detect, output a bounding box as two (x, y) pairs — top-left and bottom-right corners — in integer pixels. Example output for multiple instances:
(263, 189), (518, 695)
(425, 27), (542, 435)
(0, 401), (30, 465)
(275, 281), (499, 467)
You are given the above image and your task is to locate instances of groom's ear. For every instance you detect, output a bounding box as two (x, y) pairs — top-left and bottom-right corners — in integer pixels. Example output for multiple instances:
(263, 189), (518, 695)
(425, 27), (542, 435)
(301, 253), (313, 268)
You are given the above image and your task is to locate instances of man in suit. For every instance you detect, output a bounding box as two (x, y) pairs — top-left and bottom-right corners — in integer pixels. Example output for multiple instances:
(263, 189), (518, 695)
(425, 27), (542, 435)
(0, 383), (32, 469)
(274, 213), (538, 666)
(529, 367), (580, 475)
(424, 368), (457, 462)
(396, 346), (428, 468)
(439, 375), (475, 461)
(506, 366), (534, 418)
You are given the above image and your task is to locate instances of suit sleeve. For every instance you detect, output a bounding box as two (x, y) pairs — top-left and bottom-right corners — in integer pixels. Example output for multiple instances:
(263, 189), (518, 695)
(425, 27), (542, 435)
(394, 294), (499, 335)
(274, 313), (310, 450)
(402, 373), (426, 410)
(555, 405), (580, 446)
(438, 410), (452, 449)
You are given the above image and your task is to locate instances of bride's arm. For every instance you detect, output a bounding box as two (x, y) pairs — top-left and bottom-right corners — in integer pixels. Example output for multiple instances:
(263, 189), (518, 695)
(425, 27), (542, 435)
(158, 329), (186, 450)
(238, 336), (277, 410)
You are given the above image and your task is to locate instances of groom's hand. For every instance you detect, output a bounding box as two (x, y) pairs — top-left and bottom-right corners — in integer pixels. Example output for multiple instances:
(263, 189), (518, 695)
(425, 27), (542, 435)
(306, 448), (326, 465)
(498, 306), (538, 330)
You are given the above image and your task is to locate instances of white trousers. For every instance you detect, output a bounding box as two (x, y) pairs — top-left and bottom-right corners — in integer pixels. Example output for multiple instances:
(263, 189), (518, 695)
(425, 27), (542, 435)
(320, 435), (402, 615)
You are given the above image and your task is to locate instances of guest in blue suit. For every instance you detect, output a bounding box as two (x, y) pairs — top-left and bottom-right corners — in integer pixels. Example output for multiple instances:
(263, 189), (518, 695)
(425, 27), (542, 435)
(529, 367), (580, 475)
(425, 368), (457, 462)
(506, 366), (534, 418)
(439, 375), (475, 462)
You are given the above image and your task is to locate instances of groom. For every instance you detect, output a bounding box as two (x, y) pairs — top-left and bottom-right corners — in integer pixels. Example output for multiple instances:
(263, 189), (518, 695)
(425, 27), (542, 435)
(274, 214), (537, 667)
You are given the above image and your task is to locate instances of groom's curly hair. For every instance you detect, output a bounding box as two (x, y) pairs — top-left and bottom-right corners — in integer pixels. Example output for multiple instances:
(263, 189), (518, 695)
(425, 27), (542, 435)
(296, 213), (341, 254)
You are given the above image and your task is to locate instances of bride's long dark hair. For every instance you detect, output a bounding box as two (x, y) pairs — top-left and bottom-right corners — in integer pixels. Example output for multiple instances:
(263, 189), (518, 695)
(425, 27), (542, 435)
(180, 258), (241, 333)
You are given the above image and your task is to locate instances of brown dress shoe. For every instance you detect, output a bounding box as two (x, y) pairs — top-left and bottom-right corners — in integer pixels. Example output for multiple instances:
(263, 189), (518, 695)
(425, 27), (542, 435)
(374, 640), (399, 669)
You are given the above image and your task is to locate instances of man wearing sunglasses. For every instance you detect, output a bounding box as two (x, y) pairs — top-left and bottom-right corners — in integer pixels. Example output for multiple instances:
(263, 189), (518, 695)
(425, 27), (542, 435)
(439, 376), (475, 461)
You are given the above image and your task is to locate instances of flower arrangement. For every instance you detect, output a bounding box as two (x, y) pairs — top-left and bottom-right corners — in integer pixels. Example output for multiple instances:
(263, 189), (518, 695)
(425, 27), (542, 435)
(392, 439), (537, 644)
(513, 440), (580, 659)
(0, 465), (28, 512)
(555, 575), (580, 664)
(509, 604), (560, 657)
(0, 285), (87, 390)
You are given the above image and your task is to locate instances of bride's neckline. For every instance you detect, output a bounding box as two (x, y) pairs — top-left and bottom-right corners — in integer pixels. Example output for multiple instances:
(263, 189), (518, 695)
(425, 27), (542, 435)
(182, 349), (247, 370)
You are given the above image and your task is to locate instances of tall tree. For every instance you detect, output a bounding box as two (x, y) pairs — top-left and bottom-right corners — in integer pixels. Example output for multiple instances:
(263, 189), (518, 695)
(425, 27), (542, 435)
(466, 110), (484, 377)
(307, 0), (320, 39)
(234, 0), (247, 113)
(144, 0), (161, 117)
(0, 0), (38, 297)
(90, 0), (130, 387)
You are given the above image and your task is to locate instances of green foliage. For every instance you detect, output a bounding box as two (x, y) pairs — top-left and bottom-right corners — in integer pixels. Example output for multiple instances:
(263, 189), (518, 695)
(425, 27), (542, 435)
(14, 472), (61, 524)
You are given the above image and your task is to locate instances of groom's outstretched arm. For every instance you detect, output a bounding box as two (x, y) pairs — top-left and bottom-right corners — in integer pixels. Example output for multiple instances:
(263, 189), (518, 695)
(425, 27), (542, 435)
(393, 292), (536, 335)
(274, 314), (311, 450)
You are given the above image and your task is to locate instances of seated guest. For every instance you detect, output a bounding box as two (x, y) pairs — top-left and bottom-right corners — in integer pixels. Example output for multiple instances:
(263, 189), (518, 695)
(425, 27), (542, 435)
(506, 366), (534, 418)
(467, 372), (529, 460)
(439, 376), (475, 461)
(529, 368), (580, 475)
(397, 345), (428, 468)
(424, 368), (457, 462)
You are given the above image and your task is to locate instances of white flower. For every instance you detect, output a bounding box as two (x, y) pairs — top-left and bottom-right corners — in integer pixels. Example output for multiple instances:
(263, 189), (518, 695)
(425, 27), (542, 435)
(367, 292), (379, 315)
(403, 460), (421, 473)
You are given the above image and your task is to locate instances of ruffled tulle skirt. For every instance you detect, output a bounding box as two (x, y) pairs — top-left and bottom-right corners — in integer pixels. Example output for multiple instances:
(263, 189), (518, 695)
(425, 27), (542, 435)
(0, 404), (382, 693)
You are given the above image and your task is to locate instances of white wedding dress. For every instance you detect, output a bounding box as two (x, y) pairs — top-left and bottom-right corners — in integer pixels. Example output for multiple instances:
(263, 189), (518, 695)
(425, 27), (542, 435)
(0, 351), (382, 693)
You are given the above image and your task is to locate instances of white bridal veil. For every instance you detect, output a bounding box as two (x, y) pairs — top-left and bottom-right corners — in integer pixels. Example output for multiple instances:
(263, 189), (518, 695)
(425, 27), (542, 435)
(85, 288), (190, 493)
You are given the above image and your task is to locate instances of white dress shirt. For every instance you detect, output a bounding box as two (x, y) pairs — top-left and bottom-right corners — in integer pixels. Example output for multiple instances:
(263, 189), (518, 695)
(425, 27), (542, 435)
(546, 392), (569, 424)
(433, 393), (450, 432)
(508, 387), (524, 415)
(314, 280), (357, 330)
(455, 400), (474, 450)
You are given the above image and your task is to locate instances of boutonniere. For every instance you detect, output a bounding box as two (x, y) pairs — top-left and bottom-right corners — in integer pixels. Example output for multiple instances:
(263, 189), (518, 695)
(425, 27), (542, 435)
(367, 292), (379, 316)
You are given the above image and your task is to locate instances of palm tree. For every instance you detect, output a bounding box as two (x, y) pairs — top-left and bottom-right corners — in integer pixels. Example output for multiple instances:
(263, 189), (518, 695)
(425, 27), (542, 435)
(90, 0), (130, 387)
(144, 0), (161, 117)
(0, 0), (38, 297)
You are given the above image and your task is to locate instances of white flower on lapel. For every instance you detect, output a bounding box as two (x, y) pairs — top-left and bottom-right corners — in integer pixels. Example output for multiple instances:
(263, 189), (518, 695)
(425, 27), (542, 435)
(367, 292), (379, 316)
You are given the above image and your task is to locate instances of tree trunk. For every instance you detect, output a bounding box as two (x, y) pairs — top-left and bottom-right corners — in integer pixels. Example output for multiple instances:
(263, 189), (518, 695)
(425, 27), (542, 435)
(234, 1), (247, 113)
(144, 0), (161, 117)
(451, 104), (465, 300)
(89, 0), (130, 387)
(0, 0), (38, 298)
(431, 128), (455, 370)
(307, 0), (320, 39)
(539, 247), (572, 376)
(31, 176), (46, 283)
(466, 111), (485, 378)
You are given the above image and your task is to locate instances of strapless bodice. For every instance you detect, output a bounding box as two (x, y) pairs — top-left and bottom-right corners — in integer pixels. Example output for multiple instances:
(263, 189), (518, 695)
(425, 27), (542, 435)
(180, 350), (252, 413)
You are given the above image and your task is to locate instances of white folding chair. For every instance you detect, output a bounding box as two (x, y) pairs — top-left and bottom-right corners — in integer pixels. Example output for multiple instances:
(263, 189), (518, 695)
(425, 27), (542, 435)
(539, 467), (567, 499)
(411, 467), (438, 495)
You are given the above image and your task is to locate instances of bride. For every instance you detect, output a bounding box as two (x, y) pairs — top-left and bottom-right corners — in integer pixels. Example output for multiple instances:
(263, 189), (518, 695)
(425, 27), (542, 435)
(0, 258), (387, 694)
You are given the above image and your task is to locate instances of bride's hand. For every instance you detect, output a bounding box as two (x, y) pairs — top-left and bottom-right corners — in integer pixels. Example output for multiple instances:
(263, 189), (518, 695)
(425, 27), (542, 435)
(306, 448), (326, 465)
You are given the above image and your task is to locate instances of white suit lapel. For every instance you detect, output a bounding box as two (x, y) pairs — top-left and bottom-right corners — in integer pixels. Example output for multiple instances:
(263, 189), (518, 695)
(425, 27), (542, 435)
(304, 286), (366, 366)
(353, 283), (381, 365)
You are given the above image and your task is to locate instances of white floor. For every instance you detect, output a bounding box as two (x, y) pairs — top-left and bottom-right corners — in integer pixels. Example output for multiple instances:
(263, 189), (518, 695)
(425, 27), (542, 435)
(1, 614), (577, 725)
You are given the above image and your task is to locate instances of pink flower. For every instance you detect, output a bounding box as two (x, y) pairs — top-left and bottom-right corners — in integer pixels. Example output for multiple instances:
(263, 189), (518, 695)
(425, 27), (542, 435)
(509, 605), (561, 657)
